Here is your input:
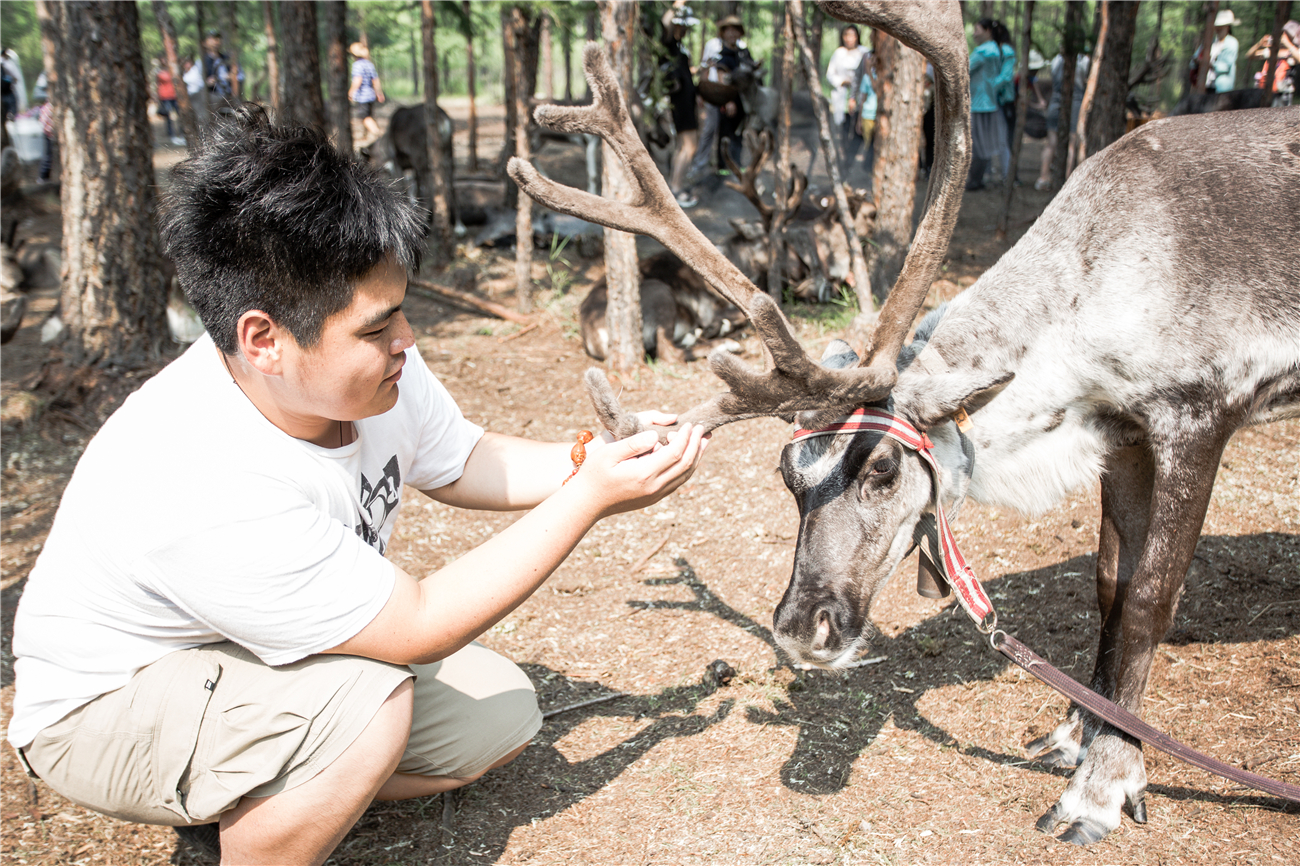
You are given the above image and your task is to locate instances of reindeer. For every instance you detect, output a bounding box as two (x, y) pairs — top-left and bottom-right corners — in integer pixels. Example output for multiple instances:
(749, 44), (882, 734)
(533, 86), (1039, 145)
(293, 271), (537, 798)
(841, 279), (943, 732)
(720, 130), (876, 302)
(579, 251), (745, 362)
(509, 0), (1300, 847)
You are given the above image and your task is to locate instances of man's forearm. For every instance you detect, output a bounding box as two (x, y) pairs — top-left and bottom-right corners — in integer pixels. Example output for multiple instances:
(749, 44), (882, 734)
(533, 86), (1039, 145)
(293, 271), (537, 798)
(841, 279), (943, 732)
(424, 432), (577, 511)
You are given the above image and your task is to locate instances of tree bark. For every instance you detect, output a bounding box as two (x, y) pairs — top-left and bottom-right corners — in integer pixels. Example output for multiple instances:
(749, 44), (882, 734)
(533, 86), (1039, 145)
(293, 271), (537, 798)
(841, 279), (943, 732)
(540, 11), (555, 101)
(513, 5), (536, 313)
(262, 1), (281, 119)
(35, 0), (170, 368)
(221, 1), (241, 103)
(1081, 0), (1140, 162)
(598, 0), (643, 372)
(768, 5), (795, 301)
(997, 0), (1035, 239)
(1194, 1), (1219, 94)
(277, 1), (326, 130)
(789, 0), (872, 317)
(151, 0), (201, 150)
(502, 5), (540, 182)
(422, 0), (455, 267)
(1050, 1), (1085, 187)
(323, 1), (352, 153)
(464, 0), (478, 172)
(562, 12), (574, 102)
(868, 33), (926, 302)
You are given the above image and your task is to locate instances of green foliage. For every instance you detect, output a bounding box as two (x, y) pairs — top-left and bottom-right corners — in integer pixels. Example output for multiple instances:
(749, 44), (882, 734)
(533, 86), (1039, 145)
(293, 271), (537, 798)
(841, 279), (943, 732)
(1, 1), (44, 96)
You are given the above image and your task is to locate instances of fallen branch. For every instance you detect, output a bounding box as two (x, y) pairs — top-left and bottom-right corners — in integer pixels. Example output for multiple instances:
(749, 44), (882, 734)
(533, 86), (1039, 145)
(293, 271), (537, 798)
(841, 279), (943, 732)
(498, 321), (540, 343)
(408, 278), (532, 324)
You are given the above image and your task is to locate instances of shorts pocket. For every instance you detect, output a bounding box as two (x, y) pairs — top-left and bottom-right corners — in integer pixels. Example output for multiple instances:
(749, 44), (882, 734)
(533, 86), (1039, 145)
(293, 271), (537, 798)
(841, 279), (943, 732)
(151, 654), (222, 824)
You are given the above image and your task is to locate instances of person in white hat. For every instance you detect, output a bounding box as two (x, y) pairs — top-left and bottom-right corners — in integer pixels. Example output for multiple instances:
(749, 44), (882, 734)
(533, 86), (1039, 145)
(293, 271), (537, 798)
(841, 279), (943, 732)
(1210, 9), (1242, 93)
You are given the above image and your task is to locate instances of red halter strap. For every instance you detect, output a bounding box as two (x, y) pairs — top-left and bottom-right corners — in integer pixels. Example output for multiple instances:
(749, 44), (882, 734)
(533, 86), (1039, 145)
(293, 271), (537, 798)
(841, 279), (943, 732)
(791, 408), (995, 629)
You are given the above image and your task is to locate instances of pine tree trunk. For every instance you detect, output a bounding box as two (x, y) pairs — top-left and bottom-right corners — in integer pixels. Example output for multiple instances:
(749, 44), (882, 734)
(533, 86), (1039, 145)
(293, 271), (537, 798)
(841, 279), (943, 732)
(997, 0), (1035, 238)
(1082, 0), (1140, 161)
(789, 0), (872, 316)
(514, 4), (535, 313)
(540, 12), (555, 101)
(277, 1), (326, 131)
(262, 1), (281, 119)
(1051, 1), (1085, 187)
(323, 1), (352, 153)
(35, 0), (170, 368)
(502, 5), (518, 206)
(598, 0), (643, 373)
(150, 0), (201, 149)
(221, 1), (241, 103)
(464, 0), (478, 172)
(868, 33), (926, 303)
(768, 5), (795, 301)
(422, 0), (455, 267)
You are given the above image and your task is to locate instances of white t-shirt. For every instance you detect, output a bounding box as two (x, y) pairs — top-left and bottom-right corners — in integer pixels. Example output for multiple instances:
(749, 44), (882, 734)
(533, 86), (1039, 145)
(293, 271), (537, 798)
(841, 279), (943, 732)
(8, 335), (483, 748)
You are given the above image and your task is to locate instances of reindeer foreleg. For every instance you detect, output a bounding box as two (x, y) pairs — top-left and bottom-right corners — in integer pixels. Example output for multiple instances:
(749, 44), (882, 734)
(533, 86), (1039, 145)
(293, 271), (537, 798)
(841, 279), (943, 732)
(1037, 421), (1233, 845)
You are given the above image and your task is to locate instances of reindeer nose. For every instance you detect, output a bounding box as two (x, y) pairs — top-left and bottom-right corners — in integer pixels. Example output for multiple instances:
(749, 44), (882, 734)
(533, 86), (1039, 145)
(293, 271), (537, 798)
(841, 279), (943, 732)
(811, 608), (834, 653)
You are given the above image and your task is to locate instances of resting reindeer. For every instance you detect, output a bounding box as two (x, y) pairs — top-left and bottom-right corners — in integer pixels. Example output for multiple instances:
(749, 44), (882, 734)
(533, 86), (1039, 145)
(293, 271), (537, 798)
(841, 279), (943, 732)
(508, 1), (1300, 847)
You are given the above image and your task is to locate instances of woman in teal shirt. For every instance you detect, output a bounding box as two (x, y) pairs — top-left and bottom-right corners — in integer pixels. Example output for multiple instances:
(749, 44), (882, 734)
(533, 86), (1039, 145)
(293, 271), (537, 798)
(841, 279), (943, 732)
(968, 18), (1011, 190)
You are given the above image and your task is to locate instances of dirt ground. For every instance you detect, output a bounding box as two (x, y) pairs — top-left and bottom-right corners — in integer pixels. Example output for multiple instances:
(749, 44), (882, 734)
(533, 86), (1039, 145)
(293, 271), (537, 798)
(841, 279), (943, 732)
(1, 97), (1297, 865)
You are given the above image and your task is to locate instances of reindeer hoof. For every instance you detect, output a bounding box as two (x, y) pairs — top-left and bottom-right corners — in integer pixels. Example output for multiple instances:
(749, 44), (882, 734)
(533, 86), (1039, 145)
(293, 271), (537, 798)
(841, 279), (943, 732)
(1035, 803), (1065, 834)
(1057, 818), (1109, 846)
(1125, 791), (1148, 824)
(1030, 747), (1078, 769)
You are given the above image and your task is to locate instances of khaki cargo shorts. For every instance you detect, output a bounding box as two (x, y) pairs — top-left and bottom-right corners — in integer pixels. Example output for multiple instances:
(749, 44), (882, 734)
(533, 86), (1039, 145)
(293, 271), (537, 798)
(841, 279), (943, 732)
(21, 641), (541, 826)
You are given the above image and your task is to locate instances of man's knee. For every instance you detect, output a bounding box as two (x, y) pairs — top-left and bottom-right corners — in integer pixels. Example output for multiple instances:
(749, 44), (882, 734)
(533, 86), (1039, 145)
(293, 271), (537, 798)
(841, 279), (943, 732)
(400, 643), (542, 780)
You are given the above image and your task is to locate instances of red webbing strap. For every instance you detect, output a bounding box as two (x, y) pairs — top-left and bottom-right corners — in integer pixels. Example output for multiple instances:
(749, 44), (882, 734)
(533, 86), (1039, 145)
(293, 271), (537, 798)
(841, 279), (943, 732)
(994, 634), (1300, 803)
(791, 408), (1300, 804)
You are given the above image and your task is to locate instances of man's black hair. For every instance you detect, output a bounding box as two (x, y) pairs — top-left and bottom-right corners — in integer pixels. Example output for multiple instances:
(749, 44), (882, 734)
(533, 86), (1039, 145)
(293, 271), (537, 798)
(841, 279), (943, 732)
(160, 104), (425, 354)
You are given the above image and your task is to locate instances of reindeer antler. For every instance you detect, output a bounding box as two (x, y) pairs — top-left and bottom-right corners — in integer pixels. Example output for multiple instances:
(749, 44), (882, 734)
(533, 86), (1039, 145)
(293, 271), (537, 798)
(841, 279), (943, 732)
(508, 7), (970, 441)
(722, 129), (809, 235)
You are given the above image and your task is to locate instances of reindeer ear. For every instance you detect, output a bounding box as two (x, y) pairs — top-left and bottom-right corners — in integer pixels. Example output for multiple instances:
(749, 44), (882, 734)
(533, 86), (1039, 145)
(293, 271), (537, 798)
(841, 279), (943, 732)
(819, 339), (860, 370)
(906, 370), (1015, 430)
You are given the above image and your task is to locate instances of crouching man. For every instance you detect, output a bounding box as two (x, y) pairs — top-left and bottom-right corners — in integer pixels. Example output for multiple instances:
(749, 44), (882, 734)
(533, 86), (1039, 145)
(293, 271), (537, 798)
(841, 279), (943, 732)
(7, 106), (707, 865)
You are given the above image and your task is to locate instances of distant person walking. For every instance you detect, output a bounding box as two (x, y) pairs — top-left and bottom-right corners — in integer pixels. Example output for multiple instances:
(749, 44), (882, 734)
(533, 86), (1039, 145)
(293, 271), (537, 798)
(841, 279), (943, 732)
(662, 3), (701, 207)
(348, 43), (384, 147)
(154, 56), (183, 146)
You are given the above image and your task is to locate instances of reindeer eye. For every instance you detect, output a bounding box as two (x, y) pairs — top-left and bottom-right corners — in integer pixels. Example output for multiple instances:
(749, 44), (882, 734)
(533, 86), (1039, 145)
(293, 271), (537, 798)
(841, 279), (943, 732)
(867, 458), (898, 478)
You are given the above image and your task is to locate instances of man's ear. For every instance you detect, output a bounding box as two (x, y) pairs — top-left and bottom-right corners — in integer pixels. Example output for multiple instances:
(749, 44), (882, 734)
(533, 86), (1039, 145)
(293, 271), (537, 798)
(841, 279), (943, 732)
(898, 369), (1015, 429)
(235, 310), (287, 375)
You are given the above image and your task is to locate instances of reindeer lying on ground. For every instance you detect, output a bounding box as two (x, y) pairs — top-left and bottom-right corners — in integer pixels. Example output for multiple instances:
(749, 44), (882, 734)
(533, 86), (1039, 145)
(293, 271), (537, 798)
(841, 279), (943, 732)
(720, 130), (875, 302)
(510, 1), (1299, 846)
(579, 251), (745, 362)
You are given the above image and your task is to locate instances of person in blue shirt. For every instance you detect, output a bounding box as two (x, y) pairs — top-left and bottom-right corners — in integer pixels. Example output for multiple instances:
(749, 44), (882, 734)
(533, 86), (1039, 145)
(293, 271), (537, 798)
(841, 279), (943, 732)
(967, 18), (1011, 190)
(349, 43), (386, 146)
(992, 20), (1017, 181)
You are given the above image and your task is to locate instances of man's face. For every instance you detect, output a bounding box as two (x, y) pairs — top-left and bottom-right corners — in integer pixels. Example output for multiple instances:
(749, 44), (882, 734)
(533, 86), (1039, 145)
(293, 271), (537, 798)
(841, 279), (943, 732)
(278, 257), (414, 426)
(722, 26), (741, 47)
(205, 36), (221, 53)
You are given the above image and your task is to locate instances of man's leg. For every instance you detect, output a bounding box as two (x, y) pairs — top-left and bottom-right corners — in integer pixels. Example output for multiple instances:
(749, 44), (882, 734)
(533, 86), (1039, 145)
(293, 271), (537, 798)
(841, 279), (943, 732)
(218, 679), (413, 866)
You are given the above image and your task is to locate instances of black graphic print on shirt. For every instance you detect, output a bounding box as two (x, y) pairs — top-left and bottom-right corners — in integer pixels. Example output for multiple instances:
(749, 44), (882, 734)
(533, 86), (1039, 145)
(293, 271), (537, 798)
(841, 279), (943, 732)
(357, 454), (401, 554)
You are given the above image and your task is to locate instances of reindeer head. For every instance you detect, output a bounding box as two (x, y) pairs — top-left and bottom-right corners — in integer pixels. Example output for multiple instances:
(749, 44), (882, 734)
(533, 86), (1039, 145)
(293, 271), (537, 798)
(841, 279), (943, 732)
(508, 0), (972, 669)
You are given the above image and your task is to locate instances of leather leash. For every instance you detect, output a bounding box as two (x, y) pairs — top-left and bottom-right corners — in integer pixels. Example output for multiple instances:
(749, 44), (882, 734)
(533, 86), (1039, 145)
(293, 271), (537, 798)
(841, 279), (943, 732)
(791, 407), (1300, 803)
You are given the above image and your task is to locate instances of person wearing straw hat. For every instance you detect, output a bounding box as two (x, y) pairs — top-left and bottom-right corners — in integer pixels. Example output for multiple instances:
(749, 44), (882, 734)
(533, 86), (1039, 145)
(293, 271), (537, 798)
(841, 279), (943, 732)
(1209, 9), (1242, 93)
(348, 42), (385, 145)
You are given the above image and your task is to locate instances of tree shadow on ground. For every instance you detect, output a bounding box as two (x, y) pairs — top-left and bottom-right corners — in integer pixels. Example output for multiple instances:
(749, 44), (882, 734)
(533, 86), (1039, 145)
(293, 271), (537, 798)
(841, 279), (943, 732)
(630, 536), (1299, 802)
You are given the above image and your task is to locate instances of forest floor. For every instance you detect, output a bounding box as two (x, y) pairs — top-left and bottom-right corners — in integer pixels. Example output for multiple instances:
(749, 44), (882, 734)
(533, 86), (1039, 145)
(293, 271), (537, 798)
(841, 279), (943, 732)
(1, 97), (1297, 865)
